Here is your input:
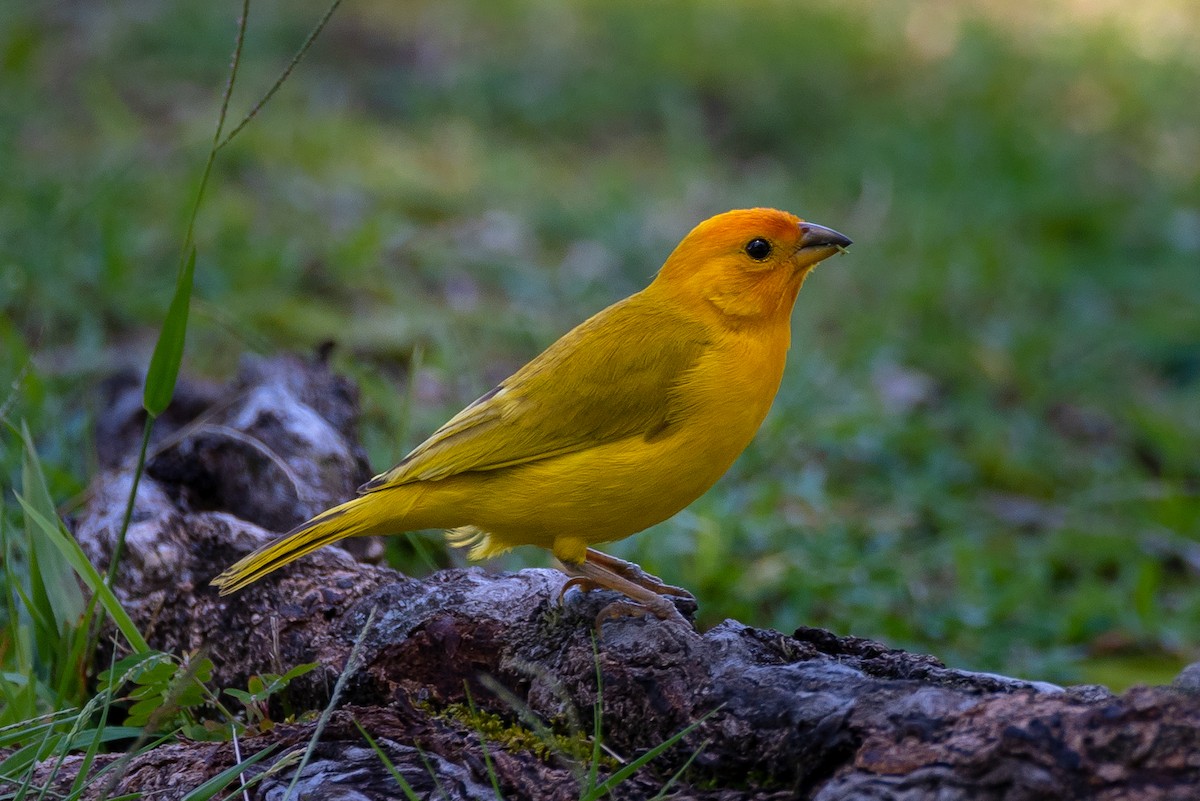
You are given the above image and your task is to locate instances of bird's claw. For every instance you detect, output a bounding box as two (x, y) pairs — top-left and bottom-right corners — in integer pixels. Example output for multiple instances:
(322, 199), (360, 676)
(559, 575), (600, 602)
(623, 568), (694, 601)
(593, 598), (688, 631)
(559, 551), (698, 629)
(589, 552), (696, 601)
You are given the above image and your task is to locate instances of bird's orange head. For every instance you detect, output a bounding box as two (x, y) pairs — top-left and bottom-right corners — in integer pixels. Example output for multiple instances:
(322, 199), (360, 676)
(650, 208), (850, 325)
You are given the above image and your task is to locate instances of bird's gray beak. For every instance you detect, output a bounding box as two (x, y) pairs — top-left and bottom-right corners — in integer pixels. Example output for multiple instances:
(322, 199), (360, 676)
(797, 222), (852, 252)
(794, 222), (851, 268)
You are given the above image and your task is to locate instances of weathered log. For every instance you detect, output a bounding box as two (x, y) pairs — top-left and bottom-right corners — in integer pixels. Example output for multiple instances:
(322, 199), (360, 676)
(50, 353), (1200, 799)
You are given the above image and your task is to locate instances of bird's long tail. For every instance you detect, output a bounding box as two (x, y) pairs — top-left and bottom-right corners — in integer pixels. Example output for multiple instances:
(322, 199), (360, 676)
(210, 490), (405, 595)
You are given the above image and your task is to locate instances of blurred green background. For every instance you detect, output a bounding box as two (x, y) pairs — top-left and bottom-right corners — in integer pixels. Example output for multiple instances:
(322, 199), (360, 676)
(2, 0), (1197, 689)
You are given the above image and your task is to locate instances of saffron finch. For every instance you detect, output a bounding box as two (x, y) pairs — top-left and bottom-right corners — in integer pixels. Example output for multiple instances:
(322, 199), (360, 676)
(212, 208), (850, 624)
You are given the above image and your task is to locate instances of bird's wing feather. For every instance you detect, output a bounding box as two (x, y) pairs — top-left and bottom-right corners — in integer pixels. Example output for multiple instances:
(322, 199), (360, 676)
(359, 294), (710, 491)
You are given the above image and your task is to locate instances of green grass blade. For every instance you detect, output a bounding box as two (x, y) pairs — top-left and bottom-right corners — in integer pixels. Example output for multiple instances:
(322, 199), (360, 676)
(143, 246), (195, 417)
(216, 0), (344, 151)
(585, 635), (603, 792)
(14, 496), (149, 653)
(351, 718), (421, 801)
(579, 707), (720, 801)
(0, 505), (40, 727)
(20, 421), (85, 632)
(11, 576), (53, 645)
(105, 417), (154, 587)
(67, 648), (120, 800)
(0, 709), (81, 744)
(179, 743), (280, 801)
(282, 606), (377, 800)
(462, 686), (504, 800)
(0, 716), (56, 800)
(35, 721), (145, 801)
(415, 749), (450, 801)
(52, 598), (96, 711)
(649, 738), (709, 800)
(0, 725), (142, 778)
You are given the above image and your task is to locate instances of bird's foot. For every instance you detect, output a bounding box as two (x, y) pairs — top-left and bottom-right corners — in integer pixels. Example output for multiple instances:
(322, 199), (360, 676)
(594, 597), (688, 631)
(583, 549), (696, 601)
(559, 552), (697, 629)
(561, 575), (695, 629)
(617, 565), (694, 601)
(559, 575), (600, 602)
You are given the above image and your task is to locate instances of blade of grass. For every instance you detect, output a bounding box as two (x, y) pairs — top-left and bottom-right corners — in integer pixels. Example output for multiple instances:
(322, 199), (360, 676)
(351, 718), (421, 801)
(476, 675), (578, 777)
(0, 715), (57, 800)
(111, 242), (193, 592)
(14, 497), (148, 653)
(282, 606), (377, 801)
(416, 749), (450, 801)
(179, 743), (280, 801)
(648, 738), (709, 800)
(142, 246), (196, 418)
(579, 709), (720, 801)
(216, 0), (344, 151)
(13, 430), (119, 724)
(584, 635), (603, 792)
(109, 0), (251, 589)
(20, 421), (84, 631)
(405, 531), (440, 575)
(113, 243), (195, 587)
(462, 684), (504, 800)
(177, 0), (249, 259)
(0, 504), (42, 728)
(53, 599), (95, 713)
(34, 678), (134, 801)
(66, 647), (120, 801)
(0, 725), (142, 778)
(213, 748), (305, 801)
(138, 0), (249, 411)
(0, 709), (82, 748)
(94, 652), (214, 801)
(51, 730), (178, 801)
(109, 0), (343, 599)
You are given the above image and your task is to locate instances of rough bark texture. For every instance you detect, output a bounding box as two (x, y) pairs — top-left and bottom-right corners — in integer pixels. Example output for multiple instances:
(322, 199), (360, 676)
(42, 354), (1200, 799)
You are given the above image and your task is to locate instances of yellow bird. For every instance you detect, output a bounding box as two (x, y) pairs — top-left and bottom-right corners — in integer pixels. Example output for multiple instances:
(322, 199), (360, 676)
(211, 208), (850, 624)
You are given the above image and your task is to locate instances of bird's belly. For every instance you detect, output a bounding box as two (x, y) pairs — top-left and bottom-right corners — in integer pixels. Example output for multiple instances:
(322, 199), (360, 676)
(432, 406), (763, 557)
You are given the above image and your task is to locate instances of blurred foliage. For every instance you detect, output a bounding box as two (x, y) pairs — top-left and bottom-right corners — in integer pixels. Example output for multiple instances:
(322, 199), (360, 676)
(1, 0), (1197, 689)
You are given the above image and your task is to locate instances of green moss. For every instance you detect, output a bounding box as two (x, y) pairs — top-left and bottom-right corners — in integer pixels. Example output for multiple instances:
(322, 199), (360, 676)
(432, 702), (617, 770)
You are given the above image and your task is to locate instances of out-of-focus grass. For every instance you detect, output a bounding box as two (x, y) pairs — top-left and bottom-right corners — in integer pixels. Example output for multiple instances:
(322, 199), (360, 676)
(2, 0), (1197, 690)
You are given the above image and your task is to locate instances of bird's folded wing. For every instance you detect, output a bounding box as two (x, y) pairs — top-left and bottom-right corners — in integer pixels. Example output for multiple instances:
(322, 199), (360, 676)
(359, 296), (710, 491)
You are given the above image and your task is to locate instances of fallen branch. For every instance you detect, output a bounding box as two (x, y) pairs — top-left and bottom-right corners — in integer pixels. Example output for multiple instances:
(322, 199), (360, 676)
(46, 353), (1200, 799)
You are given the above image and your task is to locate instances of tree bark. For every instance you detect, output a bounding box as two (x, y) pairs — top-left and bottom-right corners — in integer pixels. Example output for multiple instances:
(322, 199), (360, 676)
(43, 353), (1200, 799)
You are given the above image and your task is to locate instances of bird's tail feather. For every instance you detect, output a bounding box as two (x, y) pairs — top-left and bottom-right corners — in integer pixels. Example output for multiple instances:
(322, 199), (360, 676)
(210, 491), (402, 595)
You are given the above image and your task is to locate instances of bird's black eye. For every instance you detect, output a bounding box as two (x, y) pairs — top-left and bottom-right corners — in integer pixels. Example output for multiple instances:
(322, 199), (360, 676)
(744, 238), (772, 260)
